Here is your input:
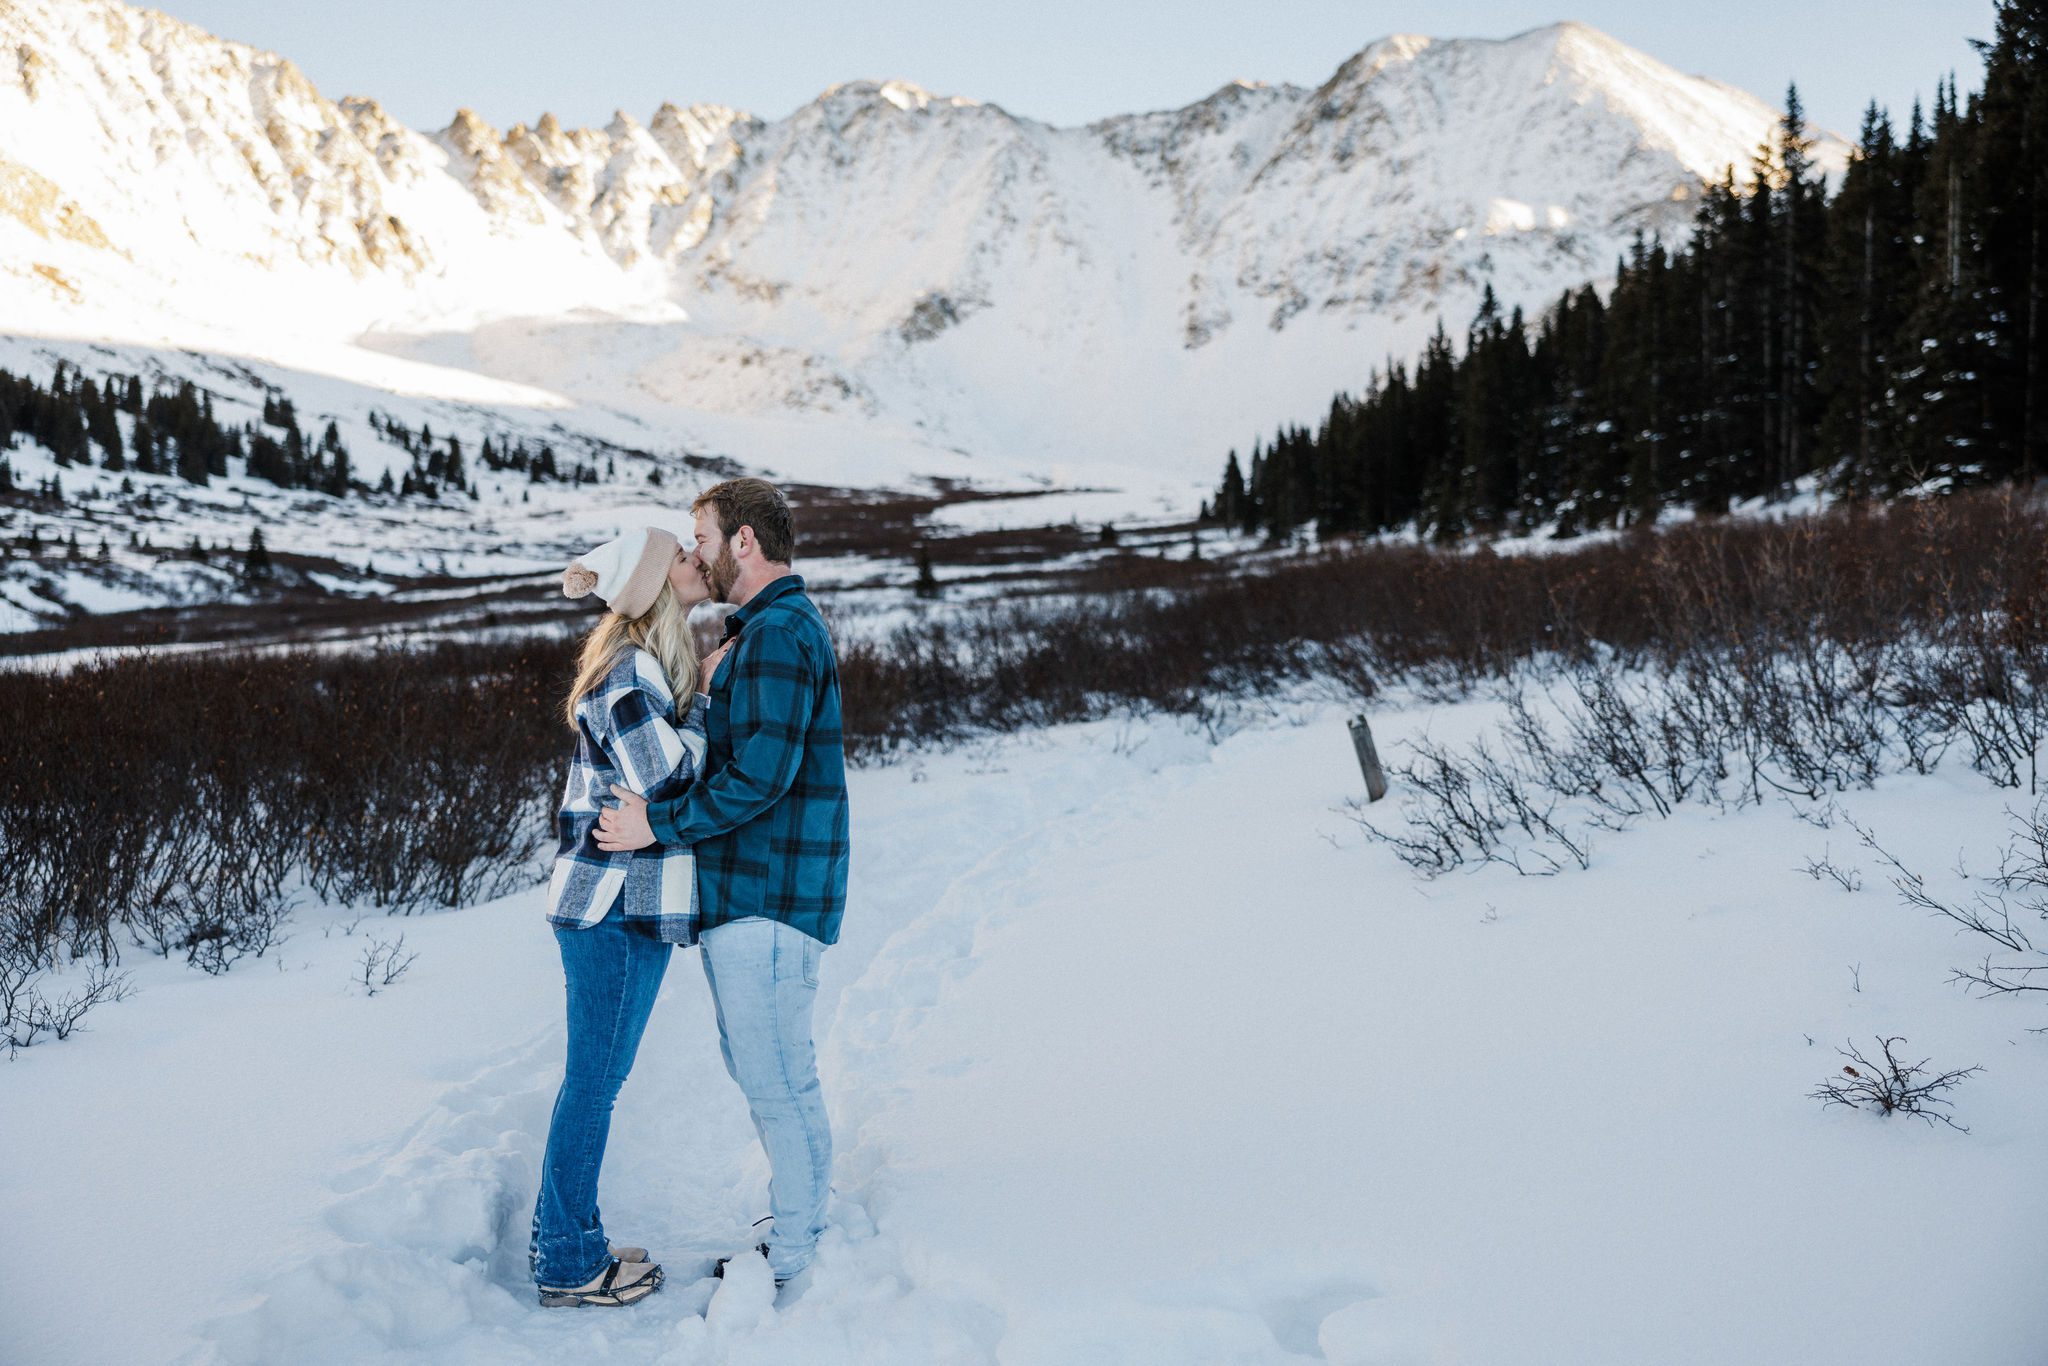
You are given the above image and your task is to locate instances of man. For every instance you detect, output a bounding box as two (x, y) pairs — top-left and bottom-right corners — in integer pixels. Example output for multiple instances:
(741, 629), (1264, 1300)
(594, 477), (849, 1287)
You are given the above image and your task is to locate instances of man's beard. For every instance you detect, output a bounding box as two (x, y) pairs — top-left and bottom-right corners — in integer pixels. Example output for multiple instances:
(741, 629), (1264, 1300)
(707, 542), (739, 602)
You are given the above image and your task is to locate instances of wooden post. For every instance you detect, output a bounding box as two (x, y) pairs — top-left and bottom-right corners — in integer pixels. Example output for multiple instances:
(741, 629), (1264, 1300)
(1348, 713), (1389, 802)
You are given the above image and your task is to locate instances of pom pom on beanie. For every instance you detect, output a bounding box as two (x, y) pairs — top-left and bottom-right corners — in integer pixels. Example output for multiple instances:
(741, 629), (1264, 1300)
(562, 527), (679, 618)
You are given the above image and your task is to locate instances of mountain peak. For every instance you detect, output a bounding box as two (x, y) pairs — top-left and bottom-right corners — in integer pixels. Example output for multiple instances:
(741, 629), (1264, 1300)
(1341, 32), (1435, 76)
(442, 106), (500, 151)
(1508, 19), (1661, 72)
(1530, 19), (1612, 43)
(811, 78), (983, 116)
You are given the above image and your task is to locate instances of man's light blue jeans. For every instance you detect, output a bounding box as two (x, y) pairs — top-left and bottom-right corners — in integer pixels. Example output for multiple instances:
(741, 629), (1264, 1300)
(700, 916), (833, 1280)
(529, 908), (671, 1289)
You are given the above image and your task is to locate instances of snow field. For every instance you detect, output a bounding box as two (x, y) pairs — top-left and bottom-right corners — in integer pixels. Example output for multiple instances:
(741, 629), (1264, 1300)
(1, 689), (2044, 1364)
(0, 333), (1205, 634)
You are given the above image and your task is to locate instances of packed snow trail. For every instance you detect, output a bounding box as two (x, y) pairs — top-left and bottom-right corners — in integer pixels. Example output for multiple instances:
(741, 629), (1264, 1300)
(4, 700), (2047, 1364)
(185, 724), (1160, 1366)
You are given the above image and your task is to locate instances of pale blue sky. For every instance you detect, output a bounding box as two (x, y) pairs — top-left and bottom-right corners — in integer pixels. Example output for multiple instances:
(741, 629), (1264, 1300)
(164, 2), (1992, 144)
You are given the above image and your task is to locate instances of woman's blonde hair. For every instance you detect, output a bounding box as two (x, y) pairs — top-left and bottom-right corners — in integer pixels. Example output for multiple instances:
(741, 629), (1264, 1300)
(564, 580), (699, 729)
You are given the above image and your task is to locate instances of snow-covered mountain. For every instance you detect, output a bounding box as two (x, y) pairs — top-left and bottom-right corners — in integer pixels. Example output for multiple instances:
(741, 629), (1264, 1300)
(0, 0), (1845, 496)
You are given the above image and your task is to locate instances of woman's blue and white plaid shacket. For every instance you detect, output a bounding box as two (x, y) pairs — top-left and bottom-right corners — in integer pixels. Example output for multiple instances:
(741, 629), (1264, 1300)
(547, 646), (709, 945)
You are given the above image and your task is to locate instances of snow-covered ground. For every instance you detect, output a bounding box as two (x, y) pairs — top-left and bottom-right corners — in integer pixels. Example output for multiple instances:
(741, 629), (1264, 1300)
(4, 687), (2044, 1365)
(0, 334), (1192, 636)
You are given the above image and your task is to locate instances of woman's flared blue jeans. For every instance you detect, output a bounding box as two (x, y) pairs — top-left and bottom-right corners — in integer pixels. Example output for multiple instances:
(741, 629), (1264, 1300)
(529, 908), (671, 1288)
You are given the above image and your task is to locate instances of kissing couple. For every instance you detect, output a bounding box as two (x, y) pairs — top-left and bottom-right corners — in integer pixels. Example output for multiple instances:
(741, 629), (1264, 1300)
(528, 477), (851, 1308)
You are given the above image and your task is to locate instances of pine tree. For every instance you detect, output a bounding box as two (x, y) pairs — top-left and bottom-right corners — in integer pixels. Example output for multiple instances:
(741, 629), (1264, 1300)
(1216, 450), (1247, 528)
(84, 379), (123, 467)
(1453, 283), (1523, 529)
(1603, 237), (1668, 522)
(47, 387), (86, 466)
(1898, 75), (1995, 483)
(1408, 321), (1460, 537)
(1768, 84), (1830, 493)
(203, 394), (228, 477)
(243, 526), (272, 581)
(1819, 103), (1916, 493)
(1970, 0), (2048, 479)
(131, 412), (158, 474)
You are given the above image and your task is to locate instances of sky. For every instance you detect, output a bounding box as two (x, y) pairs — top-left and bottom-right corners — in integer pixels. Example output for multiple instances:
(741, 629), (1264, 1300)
(161, 2), (1993, 144)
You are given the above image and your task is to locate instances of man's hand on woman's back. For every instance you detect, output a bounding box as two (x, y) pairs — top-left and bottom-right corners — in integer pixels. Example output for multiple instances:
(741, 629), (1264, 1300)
(595, 786), (655, 852)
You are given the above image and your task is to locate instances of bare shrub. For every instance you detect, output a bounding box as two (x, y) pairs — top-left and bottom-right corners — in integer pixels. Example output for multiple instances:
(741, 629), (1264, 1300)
(1850, 813), (2036, 955)
(2, 959), (133, 1056)
(1350, 490), (2048, 877)
(0, 637), (569, 1011)
(1809, 1035), (1982, 1131)
(1851, 806), (2048, 1024)
(290, 641), (563, 913)
(1354, 733), (1590, 876)
(1799, 848), (1864, 893)
(355, 934), (417, 997)
(1900, 621), (2048, 793)
(1314, 634), (1384, 708)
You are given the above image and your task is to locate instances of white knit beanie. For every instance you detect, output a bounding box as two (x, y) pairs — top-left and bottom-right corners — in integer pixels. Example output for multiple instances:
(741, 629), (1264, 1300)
(562, 526), (679, 619)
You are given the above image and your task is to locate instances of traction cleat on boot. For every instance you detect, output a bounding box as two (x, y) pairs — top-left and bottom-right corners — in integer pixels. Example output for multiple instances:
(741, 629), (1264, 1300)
(537, 1257), (664, 1308)
(711, 1242), (788, 1289)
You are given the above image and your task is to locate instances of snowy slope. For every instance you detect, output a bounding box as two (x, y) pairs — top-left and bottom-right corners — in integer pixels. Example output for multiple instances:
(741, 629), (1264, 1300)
(0, 1), (1850, 497)
(1, 695), (2042, 1365)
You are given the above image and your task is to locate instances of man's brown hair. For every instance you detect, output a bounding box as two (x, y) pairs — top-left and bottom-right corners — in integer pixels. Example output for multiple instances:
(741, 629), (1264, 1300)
(692, 477), (795, 564)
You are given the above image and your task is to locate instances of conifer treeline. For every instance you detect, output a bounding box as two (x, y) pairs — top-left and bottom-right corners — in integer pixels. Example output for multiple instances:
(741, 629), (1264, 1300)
(1210, 3), (2048, 541)
(1, 362), (246, 487)
(0, 361), (359, 494)
(367, 411), (613, 493)
(0, 363), (611, 503)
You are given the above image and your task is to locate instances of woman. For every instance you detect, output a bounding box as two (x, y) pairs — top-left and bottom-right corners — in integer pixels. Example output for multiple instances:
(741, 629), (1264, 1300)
(530, 525), (732, 1309)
